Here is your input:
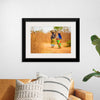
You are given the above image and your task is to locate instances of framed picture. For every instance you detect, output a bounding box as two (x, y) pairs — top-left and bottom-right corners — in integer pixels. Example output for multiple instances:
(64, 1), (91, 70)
(22, 18), (80, 62)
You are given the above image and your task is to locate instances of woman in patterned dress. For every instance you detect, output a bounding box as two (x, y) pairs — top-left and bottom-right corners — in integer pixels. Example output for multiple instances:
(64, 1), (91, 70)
(51, 32), (56, 48)
(56, 33), (62, 48)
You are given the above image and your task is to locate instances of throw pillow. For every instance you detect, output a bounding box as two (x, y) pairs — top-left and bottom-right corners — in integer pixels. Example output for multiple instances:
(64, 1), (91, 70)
(14, 79), (44, 100)
(36, 73), (72, 100)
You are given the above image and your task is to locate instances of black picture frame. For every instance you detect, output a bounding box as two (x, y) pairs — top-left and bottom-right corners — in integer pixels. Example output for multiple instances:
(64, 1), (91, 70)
(22, 18), (80, 62)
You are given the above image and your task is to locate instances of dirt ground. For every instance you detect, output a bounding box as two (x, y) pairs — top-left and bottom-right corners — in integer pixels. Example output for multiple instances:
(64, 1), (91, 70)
(40, 43), (71, 53)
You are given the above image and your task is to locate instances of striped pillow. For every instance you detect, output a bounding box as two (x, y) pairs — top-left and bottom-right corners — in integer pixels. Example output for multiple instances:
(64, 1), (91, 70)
(14, 79), (44, 100)
(37, 74), (71, 100)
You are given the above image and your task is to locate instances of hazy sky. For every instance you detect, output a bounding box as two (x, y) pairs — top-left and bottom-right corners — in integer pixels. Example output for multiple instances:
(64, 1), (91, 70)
(31, 26), (71, 33)
(31, 26), (54, 33)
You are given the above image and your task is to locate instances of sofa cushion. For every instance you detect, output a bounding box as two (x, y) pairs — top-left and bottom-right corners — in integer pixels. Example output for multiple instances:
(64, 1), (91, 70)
(0, 79), (74, 100)
(14, 79), (44, 100)
(36, 73), (72, 100)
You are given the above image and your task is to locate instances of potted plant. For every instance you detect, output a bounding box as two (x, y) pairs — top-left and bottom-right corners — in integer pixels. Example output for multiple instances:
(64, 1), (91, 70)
(83, 35), (100, 82)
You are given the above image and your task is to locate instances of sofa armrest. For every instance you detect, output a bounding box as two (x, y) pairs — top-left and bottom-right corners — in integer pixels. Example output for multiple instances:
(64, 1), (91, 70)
(74, 89), (93, 100)
(68, 95), (81, 100)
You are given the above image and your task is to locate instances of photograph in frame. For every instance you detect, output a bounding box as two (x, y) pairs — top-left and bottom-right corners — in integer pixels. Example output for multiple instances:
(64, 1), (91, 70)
(22, 18), (80, 62)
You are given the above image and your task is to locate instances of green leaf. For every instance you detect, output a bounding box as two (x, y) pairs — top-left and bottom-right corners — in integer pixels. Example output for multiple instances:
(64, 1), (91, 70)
(96, 45), (100, 55)
(91, 35), (99, 42)
(83, 72), (100, 82)
(91, 35), (100, 55)
(66, 40), (71, 47)
(93, 69), (97, 72)
(92, 39), (100, 45)
(54, 26), (63, 31)
(93, 69), (100, 73)
(67, 40), (71, 44)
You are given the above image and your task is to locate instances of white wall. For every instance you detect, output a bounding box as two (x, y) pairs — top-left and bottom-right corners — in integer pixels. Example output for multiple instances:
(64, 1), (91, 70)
(0, 0), (100, 99)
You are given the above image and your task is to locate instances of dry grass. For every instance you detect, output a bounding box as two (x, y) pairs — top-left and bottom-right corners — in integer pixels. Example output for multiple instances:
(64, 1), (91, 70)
(31, 32), (43, 53)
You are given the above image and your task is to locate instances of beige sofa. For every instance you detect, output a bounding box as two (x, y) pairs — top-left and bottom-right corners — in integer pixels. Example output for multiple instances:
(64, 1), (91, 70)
(0, 79), (93, 100)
